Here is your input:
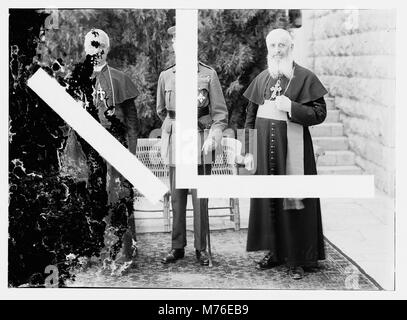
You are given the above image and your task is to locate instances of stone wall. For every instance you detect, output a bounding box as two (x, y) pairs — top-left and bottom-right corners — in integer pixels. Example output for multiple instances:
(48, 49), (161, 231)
(298, 9), (396, 196)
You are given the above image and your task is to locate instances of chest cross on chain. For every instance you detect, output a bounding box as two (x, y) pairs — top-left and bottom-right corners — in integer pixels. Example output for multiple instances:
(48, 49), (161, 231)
(97, 84), (106, 101)
(270, 79), (282, 100)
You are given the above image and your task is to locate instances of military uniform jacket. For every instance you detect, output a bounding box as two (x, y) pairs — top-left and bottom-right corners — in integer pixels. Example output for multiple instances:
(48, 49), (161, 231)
(156, 62), (228, 166)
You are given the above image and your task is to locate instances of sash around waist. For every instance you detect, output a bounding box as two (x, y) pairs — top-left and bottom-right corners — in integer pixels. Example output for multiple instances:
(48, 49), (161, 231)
(164, 107), (210, 120)
(256, 100), (288, 121)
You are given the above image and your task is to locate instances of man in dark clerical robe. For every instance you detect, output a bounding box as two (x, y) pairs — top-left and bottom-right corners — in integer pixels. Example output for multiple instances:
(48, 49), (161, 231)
(157, 26), (228, 266)
(242, 28), (327, 279)
(84, 29), (139, 262)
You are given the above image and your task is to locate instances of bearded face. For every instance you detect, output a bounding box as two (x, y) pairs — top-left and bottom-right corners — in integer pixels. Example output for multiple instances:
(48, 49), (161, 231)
(85, 43), (108, 69)
(92, 47), (108, 69)
(266, 34), (294, 79)
(84, 29), (110, 70)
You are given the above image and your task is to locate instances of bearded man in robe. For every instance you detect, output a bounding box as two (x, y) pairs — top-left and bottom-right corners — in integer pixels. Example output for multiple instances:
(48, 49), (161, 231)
(243, 28), (327, 279)
(84, 29), (139, 262)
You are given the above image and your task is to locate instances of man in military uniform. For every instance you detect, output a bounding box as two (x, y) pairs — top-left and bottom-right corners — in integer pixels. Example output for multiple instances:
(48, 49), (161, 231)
(157, 26), (228, 266)
(84, 29), (139, 262)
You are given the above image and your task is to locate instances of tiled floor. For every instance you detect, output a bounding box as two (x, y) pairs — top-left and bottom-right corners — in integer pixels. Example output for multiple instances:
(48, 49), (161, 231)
(135, 189), (395, 290)
(320, 190), (395, 290)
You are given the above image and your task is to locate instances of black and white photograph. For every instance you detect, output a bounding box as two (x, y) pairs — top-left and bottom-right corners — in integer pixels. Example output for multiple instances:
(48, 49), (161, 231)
(4, 2), (403, 301)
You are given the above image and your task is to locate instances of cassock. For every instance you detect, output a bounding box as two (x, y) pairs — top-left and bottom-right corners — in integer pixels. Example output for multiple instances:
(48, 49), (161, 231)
(243, 62), (327, 267)
(93, 64), (138, 257)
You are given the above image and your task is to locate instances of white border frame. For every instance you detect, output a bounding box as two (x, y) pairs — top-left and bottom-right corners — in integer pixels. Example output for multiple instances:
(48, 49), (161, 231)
(1, 0), (405, 300)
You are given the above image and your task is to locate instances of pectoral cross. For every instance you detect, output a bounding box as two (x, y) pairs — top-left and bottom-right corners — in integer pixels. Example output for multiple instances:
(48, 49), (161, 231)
(270, 79), (282, 100)
(97, 86), (106, 101)
(197, 92), (206, 104)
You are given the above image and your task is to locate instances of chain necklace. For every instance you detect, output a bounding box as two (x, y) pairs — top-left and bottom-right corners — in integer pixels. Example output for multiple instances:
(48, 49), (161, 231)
(95, 65), (116, 113)
(268, 65), (295, 100)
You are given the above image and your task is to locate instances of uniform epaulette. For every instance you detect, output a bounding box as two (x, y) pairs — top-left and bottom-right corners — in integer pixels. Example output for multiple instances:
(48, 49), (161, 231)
(198, 61), (214, 70)
(164, 64), (175, 71)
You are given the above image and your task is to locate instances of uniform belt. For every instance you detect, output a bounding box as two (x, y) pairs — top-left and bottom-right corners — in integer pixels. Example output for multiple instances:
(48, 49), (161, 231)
(167, 107), (209, 120)
(168, 110), (176, 119)
(256, 100), (288, 121)
(198, 106), (210, 118)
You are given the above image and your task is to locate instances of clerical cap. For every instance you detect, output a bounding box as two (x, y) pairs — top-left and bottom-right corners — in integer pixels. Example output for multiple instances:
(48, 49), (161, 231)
(265, 28), (293, 49)
(84, 28), (110, 55)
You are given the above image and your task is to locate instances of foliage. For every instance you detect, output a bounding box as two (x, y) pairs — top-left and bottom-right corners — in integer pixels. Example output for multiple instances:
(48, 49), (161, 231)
(8, 8), (172, 287)
(198, 9), (291, 129)
(37, 9), (175, 137)
(9, 9), (85, 286)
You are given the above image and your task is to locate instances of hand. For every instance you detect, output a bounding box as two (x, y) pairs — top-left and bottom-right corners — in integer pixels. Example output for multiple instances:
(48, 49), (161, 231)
(202, 137), (218, 155)
(235, 154), (244, 165)
(275, 95), (292, 113)
(243, 153), (254, 171)
(105, 107), (115, 117)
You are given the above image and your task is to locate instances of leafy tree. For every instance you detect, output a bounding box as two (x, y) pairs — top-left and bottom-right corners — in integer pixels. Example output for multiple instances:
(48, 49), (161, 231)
(9, 9), (99, 287)
(198, 9), (290, 129)
(9, 8), (175, 287)
(38, 9), (175, 137)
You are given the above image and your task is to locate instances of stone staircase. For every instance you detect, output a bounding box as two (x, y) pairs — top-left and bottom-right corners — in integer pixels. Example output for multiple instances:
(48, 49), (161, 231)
(310, 97), (363, 175)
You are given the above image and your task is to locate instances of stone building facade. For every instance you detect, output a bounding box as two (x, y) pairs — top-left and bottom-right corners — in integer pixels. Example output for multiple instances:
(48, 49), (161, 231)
(293, 9), (396, 196)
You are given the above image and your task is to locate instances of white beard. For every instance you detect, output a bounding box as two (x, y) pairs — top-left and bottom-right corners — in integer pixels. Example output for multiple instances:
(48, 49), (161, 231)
(267, 52), (294, 79)
(93, 62), (107, 73)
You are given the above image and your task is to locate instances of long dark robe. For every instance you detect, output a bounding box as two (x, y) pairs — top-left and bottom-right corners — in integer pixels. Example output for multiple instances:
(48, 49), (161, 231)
(94, 64), (139, 258)
(244, 62), (327, 267)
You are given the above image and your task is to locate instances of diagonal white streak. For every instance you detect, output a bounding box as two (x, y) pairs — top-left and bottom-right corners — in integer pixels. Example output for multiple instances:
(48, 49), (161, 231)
(196, 175), (375, 198)
(27, 68), (168, 204)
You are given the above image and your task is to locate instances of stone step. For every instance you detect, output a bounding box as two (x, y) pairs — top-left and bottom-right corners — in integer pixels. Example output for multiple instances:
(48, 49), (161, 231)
(325, 97), (336, 110)
(310, 123), (344, 137)
(325, 110), (340, 123)
(317, 165), (363, 175)
(313, 137), (349, 151)
(317, 150), (356, 166)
